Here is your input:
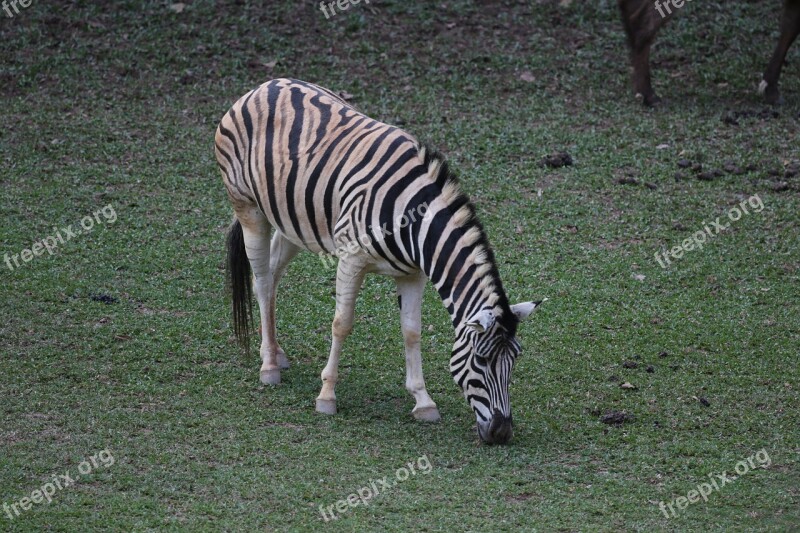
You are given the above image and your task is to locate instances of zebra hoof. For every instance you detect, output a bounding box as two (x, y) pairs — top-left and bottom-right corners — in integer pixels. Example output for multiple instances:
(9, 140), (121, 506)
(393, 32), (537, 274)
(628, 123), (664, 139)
(412, 406), (441, 422)
(260, 369), (281, 385)
(315, 399), (337, 415)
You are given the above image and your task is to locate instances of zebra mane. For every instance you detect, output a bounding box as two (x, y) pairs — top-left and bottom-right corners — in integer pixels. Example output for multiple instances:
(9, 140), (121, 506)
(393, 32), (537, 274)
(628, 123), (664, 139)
(420, 145), (518, 336)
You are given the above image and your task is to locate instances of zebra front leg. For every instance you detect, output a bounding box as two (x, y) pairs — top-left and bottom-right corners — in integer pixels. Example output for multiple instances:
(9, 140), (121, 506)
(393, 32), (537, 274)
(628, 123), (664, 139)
(265, 233), (300, 370)
(396, 273), (440, 422)
(237, 208), (283, 385)
(315, 257), (368, 415)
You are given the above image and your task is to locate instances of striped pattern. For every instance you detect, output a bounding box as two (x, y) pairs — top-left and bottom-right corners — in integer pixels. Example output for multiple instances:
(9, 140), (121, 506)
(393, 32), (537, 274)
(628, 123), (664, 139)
(215, 78), (539, 444)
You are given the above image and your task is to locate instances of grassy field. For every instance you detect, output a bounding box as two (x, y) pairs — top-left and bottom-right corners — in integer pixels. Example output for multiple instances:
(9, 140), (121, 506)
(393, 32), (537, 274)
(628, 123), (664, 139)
(1, 0), (798, 531)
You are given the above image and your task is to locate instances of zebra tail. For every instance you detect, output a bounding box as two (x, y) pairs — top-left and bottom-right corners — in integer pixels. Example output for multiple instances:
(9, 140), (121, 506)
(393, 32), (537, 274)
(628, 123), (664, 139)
(226, 218), (253, 352)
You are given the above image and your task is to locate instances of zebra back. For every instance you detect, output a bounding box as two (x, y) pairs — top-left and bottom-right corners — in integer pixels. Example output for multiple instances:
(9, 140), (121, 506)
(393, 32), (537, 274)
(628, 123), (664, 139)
(214, 78), (517, 331)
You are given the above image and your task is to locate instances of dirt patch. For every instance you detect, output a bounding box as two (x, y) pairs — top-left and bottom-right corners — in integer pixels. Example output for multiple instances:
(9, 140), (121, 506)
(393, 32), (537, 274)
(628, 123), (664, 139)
(540, 152), (573, 169)
(600, 411), (634, 425)
(505, 492), (538, 503)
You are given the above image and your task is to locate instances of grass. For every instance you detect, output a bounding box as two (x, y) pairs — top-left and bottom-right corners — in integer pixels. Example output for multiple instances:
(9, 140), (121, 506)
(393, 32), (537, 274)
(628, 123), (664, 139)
(1, 0), (798, 531)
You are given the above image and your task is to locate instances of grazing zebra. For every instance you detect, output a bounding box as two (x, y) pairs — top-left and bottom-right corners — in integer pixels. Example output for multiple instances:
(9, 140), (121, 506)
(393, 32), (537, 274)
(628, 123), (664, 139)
(214, 78), (543, 444)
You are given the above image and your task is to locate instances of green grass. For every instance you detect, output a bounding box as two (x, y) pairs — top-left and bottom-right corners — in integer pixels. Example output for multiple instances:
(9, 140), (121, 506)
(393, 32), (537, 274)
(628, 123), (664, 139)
(1, 0), (798, 531)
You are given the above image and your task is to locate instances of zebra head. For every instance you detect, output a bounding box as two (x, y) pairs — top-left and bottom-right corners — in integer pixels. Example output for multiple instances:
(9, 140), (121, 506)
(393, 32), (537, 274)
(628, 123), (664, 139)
(452, 300), (543, 445)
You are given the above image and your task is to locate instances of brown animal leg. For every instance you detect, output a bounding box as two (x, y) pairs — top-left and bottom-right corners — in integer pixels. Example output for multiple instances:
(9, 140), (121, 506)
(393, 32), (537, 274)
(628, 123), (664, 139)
(619, 0), (672, 106)
(761, 0), (800, 105)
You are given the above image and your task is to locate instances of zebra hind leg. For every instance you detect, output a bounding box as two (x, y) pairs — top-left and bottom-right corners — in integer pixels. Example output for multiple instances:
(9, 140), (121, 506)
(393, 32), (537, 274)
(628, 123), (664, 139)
(316, 256), (368, 415)
(236, 207), (283, 385)
(265, 232), (301, 370)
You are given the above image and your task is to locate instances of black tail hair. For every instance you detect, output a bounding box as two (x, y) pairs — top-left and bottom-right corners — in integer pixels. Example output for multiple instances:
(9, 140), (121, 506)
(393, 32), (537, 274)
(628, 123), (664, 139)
(226, 218), (253, 352)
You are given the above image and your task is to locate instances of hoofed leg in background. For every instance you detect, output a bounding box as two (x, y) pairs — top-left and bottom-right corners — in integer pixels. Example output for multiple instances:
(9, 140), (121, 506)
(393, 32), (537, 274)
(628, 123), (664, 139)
(618, 0), (671, 106)
(761, 0), (800, 105)
(315, 257), (368, 415)
(263, 233), (301, 371)
(395, 273), (440, 422)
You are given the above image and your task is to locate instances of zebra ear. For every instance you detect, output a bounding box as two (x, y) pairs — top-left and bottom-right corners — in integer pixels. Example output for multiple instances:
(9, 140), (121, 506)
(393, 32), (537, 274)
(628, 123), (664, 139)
(511, 299), (547, 322)
(465, 309), (496, 333)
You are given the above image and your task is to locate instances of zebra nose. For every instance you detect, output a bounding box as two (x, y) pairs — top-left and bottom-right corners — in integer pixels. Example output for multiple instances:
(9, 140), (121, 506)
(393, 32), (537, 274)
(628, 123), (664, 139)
(487, 410), (513, 445)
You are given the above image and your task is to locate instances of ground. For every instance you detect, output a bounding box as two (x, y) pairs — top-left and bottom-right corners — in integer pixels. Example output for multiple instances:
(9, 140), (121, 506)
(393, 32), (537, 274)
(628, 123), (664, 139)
(0, 0), (798, 531)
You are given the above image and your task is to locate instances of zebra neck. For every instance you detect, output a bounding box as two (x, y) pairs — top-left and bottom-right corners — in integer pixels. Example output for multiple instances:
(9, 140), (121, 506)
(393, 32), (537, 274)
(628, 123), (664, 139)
(409, 146), (512, 331)
(419, 217), (509, 330)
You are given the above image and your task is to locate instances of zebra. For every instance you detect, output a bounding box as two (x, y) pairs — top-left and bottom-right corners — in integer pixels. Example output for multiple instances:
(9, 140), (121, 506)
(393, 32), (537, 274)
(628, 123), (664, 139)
(214, 78), (543, 444)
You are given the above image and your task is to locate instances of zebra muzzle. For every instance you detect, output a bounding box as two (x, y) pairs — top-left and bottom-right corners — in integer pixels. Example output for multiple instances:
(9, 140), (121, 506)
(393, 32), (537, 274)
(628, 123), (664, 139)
(479, 409), (513, 445)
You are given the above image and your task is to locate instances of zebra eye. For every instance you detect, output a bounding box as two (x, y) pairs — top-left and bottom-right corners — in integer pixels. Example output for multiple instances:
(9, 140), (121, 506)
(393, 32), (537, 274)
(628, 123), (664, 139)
(474, 352), (489, 366)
